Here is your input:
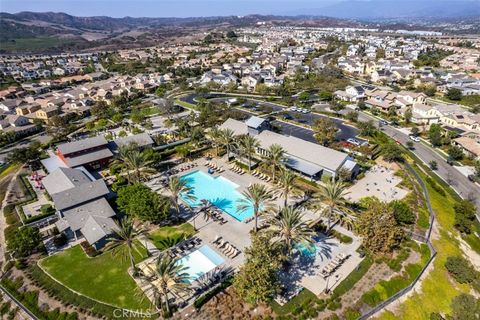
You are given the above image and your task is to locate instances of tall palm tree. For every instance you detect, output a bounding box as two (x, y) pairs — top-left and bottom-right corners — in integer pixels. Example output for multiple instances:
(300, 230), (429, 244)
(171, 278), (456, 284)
(312, 179), (353, 233)
(267, 206), (315, 255)
(113, 144), (156, 183)
(276, 168), (302, 207)
(167, 176), (196, 220)
(140, 254), (190, 317)
(263, 144), (285, 182)
(106, 218), (145, 273)
(219, 128), (236, 161)
(237, 134), (260, 172)
(237, 183), (274, 232)
(209, 127), (222, 157)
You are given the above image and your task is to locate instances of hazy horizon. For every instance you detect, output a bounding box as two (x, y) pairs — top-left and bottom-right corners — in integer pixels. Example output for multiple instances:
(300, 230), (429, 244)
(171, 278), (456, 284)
(2, 0), (479, 18)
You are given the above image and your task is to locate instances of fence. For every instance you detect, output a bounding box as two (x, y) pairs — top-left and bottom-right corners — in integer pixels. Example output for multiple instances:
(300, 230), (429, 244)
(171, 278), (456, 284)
(358, 163), (437, 320)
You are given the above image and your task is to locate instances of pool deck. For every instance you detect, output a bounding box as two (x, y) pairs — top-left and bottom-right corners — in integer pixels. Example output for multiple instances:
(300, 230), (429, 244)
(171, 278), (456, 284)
(276, 219), (363, 303)
(142, 156), (363, 309)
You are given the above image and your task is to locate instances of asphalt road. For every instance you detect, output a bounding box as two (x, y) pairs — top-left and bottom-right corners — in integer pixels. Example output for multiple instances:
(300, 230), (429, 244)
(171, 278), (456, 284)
(358, 111), (480, 212)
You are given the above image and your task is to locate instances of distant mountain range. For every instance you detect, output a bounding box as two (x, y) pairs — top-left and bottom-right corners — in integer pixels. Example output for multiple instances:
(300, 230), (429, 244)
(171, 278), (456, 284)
(0, 7), (478, 53)
(287, 1), (480, 19)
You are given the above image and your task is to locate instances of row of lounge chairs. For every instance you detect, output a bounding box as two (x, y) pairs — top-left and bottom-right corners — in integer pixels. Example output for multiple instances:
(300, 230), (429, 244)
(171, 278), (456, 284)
(252, 170), (271, 182)
(229, 164), (246, 175)
(321, 253), (350, 278)
(177, 162), (198, 172)
(205, 161), (224, 173)
(206, 207), (228, 225)
(167, 237), (202, 258)
(212, 236), (240, 259)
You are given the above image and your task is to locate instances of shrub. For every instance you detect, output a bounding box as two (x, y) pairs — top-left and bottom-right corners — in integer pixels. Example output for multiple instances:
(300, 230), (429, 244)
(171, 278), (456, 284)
(193, 276), (234, 309)
(453, 200), (477, 234)
(425, 177), (445, 196)
(445, 256), (478, 284)
(391, 200), (415, 225)
(361, 290), (382, 306)
(344, 308), (361, 320)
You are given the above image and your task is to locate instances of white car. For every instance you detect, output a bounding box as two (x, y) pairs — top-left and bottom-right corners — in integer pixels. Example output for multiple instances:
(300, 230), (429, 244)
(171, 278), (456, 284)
(290, 107), (298, 112)
(409, 135), (420, 142)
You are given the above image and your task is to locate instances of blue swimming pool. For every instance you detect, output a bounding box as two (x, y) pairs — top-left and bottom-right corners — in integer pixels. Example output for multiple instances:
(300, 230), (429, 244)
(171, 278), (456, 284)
(296, 242), (317, 257)
(178, 245), (225, 281)
(180, 170), (254, 221)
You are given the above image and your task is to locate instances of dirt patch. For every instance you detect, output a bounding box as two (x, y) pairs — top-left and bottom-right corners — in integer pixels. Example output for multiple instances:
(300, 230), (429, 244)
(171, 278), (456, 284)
(458, 236), (480, 270)
(183, 288), (274, 320)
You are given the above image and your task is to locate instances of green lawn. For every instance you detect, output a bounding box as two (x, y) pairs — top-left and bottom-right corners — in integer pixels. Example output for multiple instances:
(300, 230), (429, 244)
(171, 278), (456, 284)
(174, 99), (197, 110)
(376, 163), (474, 320)
(148, 223), (195, 250)
(270, 288), (320, 315)
(39, 244), (150, 310)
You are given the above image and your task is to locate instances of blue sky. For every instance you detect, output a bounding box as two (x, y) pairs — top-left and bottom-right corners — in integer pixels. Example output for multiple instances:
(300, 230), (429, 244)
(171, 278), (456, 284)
(5, 0), (338, 17)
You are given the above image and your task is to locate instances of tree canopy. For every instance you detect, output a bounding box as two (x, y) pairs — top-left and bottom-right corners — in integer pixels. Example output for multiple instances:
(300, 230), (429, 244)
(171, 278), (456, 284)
(356, 198), (403, 255)
(233, 233), (284, 304)
(116, 184), (171, 222)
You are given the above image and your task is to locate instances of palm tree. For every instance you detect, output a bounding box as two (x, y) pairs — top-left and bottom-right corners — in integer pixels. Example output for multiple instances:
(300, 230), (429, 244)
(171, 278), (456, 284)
(276, 168), (302, 207)
(167, 176), (196, 220)
(113, 144), (156, 183)
(267, 206), (315, 255)
(237, 183), (274, 232)
(219, 128), (236, 161)
(106, 218), (145, 273)
(263, 144), (285, 182)
(312, 179), (353, 233)
(140, 254), (190, 317)
(237, 134), (260, 172)
(209, 127), (222, 156)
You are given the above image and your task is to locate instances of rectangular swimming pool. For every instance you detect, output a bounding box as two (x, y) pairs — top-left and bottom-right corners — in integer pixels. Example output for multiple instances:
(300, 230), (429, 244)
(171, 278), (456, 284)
(178, 245), (225, 282)
(180, 170), (254, 221)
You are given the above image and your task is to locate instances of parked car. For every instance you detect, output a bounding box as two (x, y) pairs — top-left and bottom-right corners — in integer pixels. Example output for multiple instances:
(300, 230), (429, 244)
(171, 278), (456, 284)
(409, 135), (420, 142)
(283, 114), (293, 120)
(347, 138), (361, 146)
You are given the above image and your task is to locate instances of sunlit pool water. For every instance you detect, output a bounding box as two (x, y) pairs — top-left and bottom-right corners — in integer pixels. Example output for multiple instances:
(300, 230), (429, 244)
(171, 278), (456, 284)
(180, 170), (254, 221)
(177, 245), (224, 282)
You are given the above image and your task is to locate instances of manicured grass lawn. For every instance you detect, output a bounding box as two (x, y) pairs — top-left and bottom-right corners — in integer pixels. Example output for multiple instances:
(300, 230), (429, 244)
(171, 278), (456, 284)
(174, 98), (197, 110)
(376, 164), (474, 320)
(148, 223), (196, 250)
(39, 244), (150, 310)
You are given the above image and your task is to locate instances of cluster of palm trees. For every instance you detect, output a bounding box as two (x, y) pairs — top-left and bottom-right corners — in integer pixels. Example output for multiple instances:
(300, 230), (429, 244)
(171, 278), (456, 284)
(112, 143), (156, 183)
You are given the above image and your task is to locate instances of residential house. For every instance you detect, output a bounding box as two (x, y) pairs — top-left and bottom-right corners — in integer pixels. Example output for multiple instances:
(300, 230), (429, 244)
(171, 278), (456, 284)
(42, 167), (116, 250)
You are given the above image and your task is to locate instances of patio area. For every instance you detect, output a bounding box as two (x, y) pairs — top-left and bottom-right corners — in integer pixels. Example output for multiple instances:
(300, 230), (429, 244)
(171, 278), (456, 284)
(275, 218), (363, 303)
(346, 165), (409, 203)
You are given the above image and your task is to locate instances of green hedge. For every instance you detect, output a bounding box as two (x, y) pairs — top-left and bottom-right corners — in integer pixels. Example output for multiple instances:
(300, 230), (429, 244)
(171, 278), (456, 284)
(193, 276), (233, 309)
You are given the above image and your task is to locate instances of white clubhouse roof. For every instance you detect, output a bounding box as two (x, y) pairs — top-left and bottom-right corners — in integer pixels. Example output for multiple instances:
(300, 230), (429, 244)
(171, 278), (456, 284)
(220, 118), (351, 173)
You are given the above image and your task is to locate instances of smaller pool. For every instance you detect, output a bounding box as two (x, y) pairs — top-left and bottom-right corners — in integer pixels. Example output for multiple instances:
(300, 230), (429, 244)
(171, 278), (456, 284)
(177, 245), (225, 282)
(296, 242), (317, 257)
